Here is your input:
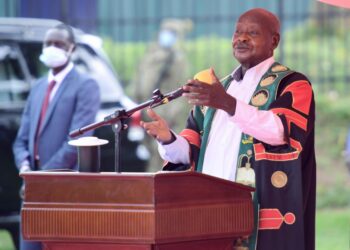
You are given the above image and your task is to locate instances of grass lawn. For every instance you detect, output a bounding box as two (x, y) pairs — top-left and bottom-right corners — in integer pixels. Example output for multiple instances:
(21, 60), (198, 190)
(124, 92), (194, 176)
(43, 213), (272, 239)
(316, 208), (350, 250)
(0, 230), (14, 250)
(0, 208), (348, 250)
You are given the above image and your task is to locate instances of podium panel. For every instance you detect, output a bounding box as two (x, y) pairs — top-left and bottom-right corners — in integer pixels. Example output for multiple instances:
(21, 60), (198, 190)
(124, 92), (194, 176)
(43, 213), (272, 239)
(21, 171), (254, 249)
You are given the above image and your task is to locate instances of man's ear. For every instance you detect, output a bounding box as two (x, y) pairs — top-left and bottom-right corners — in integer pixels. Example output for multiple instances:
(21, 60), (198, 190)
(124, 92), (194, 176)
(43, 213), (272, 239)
(272, 33), (280, 50)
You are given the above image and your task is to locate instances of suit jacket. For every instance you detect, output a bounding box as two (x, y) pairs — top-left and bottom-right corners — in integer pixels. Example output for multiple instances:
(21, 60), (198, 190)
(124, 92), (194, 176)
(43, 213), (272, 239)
(13, 67), (100, 170)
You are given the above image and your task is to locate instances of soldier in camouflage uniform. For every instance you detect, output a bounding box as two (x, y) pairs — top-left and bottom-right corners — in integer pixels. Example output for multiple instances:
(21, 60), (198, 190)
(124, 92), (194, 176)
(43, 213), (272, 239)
(131, 19), (193, 171)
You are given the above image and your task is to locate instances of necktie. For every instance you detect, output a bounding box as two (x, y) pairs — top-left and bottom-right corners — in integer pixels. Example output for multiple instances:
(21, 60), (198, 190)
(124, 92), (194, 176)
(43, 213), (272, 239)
(34, 80), (56, 162)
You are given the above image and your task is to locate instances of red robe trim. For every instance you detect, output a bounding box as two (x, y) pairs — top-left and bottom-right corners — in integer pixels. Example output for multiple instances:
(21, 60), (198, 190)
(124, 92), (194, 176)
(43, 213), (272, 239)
(280, 80), (312, 115)
(259, 208), (296, 230)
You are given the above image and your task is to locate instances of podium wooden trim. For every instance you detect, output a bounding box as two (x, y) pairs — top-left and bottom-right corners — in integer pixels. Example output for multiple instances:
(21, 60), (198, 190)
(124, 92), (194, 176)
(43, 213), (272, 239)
(21, 171), (254, 249)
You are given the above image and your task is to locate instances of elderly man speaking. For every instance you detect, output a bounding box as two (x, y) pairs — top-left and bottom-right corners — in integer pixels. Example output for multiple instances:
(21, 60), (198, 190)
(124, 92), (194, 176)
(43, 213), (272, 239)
(141, 8), (316, 250)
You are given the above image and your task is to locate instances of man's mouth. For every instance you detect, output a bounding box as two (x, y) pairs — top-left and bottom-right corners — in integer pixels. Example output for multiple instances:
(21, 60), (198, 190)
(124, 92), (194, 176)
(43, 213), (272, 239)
(234, 46), (250, 52)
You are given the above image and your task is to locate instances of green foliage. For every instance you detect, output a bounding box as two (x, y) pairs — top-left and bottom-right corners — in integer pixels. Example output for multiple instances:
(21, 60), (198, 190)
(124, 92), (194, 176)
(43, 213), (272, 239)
(184, 35), (238, 78)
(315, 92), (350, 208)
(102, 36), (237, 86)
(317, 91), (350, 122)
(282, 18), (350, 94)
(103, 30), (350, 94)
(316, 91), (350, 161)
(102, 38), (147, 86)
(317, 184), (350, 208)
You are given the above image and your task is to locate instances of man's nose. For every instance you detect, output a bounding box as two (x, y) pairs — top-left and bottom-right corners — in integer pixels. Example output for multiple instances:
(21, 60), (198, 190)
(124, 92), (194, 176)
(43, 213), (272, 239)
(232, 35), (248, 46)
(236, 33), (249, 42)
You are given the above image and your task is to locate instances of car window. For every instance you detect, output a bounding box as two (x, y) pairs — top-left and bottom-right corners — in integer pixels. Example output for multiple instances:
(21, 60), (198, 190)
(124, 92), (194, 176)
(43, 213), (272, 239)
(72, 44), (124, 103)
(18, 42), (47, 79)
(0, 44), (29, 108)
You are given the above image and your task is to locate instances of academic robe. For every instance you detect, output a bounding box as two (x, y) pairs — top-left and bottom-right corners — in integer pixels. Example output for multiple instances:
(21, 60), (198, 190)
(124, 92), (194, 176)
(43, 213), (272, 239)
(164, 63), (316, 250)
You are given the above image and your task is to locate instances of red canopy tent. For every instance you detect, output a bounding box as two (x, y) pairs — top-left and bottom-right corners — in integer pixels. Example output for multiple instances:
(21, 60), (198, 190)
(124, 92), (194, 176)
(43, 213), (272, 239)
(318, 0), (350, 9)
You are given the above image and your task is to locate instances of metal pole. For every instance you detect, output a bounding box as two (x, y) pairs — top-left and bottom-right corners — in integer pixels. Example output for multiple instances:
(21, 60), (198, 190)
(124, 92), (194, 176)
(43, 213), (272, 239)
(112, 120), (122, 173)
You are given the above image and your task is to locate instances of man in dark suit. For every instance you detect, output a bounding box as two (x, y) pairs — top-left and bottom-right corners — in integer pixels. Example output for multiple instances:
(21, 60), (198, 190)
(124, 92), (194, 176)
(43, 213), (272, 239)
(13, 24), (100, 250)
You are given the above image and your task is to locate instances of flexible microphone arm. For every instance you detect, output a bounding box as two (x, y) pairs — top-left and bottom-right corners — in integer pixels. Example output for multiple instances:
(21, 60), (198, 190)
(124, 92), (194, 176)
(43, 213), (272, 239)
(70, 67), (216, 137)
(149, 87), (184, 108)
(69, 87), (184, 138)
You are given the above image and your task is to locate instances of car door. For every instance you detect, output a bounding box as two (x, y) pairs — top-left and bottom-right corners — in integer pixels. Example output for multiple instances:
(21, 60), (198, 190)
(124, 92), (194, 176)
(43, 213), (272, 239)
(0, 41), (32, 214)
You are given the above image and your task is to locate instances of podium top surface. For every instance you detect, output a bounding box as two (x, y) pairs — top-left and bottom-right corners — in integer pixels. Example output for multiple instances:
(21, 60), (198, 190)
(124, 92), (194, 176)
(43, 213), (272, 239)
(21, 171), (254, 206)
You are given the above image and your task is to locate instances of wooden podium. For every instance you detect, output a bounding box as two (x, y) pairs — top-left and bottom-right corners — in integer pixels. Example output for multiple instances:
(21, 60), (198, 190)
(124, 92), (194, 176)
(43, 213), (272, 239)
(21, 171), (254, 250)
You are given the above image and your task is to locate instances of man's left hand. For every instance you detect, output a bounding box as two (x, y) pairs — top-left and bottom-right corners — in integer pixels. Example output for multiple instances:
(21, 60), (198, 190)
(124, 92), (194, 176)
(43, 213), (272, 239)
(183, 68), (236, 115)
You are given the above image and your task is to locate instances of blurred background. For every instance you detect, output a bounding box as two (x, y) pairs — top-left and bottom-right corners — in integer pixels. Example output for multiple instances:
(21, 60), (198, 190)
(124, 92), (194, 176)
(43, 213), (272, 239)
(0, 0), (349, 249)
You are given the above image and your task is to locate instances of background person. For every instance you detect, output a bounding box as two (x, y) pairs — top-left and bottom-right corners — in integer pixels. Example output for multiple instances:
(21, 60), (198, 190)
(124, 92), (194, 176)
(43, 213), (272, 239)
(130, 18), (193, 171)
(13, 23), (100, 250)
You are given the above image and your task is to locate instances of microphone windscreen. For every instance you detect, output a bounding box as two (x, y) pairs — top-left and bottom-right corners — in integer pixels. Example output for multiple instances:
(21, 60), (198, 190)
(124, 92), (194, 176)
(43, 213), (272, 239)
(193, 68), (215, 84)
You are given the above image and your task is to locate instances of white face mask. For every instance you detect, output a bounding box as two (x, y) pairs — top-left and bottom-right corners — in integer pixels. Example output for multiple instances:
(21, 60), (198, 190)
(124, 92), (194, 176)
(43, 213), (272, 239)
(158, 30), (177, 48)
(39, 46), (71, 68)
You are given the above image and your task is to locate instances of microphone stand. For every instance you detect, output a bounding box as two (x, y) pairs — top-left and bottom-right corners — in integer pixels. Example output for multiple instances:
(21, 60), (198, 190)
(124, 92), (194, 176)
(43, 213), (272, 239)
(69, 87), (184, 173)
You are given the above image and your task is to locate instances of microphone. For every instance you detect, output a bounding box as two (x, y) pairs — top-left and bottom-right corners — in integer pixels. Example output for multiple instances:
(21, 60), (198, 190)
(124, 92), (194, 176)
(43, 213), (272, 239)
(150, 87), (185, 108)
(193, 68), (215, 84)
(164, 87), (185, 101)
(151, 68), (214, 107)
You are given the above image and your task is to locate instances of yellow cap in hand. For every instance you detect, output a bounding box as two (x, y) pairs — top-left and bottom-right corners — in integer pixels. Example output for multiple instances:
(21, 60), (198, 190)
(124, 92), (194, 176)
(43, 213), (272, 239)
(193, 68), (215, 84)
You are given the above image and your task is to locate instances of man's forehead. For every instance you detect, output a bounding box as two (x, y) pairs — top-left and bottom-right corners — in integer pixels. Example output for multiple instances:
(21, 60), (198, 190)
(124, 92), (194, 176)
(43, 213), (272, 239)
(44, 28), (70, 42)
(235, 19), (264, 30)
(239, 12), (266, 23)
(235, 10), (279, 33)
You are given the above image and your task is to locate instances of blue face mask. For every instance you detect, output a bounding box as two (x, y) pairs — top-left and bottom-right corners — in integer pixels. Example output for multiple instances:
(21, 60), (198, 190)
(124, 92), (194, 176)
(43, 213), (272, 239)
(158, 30), (177, 48)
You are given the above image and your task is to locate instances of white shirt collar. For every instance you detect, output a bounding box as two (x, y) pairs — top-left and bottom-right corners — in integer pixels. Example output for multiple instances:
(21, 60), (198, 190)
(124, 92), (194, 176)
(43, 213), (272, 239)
(48, 61), (74, 85)
(231, 56), (275, 83)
